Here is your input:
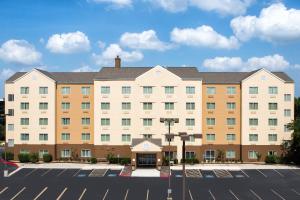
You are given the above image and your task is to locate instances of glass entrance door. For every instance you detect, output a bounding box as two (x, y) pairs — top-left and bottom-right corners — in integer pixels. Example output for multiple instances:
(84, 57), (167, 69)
(137, 153), (156, 168)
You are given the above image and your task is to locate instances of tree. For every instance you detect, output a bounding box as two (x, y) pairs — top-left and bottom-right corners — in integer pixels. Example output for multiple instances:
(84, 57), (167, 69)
(285, 118), (300, 164)
(295, 97), (300, 119)
(0, 124), (5, 141)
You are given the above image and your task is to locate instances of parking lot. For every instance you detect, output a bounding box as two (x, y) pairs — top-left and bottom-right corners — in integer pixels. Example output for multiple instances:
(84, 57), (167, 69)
(1, 167), (300, 200)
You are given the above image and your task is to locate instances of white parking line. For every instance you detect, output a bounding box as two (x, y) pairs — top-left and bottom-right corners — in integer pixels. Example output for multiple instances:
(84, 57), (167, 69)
(273, 169), (284, 177)
(10, 187), (26, 200)
(124, 189), (129, 200)
(102, 189), (109, 200)
(146, 189), (149, 200)
(241, 170), (250, 178)
(57, 169), (67, 177)
(256, 169), (267, 178)
(0, 187), (8, 194)
(73, 169), (81, 177)
(289, 169), (300, 176)
(189, 189), (194, 200)
(208, 190), (216, 200)
(271, 189), (286, 200)
(41, 169), (52, 176)
(56, 187), (68, 200)
(25, 168), (37, 177)
(229, 189), (240, 200)
(249, 189), (263, 200)
(33, 187), (48, 200)
(78, 188), (87, 200)
(291, 188), (300, 196)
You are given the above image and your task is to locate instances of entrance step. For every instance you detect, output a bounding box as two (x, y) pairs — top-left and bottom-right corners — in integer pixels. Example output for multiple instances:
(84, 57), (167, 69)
(213, 169), (233, 178)
(185, 169), (202, 178)
(120, 165), (132, 177)
(160, 166), (170, 178)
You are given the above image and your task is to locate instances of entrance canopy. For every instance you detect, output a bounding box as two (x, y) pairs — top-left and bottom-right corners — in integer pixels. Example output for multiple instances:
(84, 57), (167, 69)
(131, 138), (162, 152)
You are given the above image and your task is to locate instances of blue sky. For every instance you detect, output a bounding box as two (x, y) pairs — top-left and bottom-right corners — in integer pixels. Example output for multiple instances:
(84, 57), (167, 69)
(0, 0), (300, 96)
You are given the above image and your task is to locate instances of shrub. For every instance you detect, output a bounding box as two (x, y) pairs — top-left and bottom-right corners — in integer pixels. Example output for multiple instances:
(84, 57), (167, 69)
(265, 155), (280, 164)
(120, 158), (130, 165)
(18, 153), (30, 163)
(29, 153), (39, 163)
(1, 152), (14, 161)
(91, 157), (97, 164)
(181, 158), (199, 164)
(43, 154), (52, 163)
(107, 154), (130, 165)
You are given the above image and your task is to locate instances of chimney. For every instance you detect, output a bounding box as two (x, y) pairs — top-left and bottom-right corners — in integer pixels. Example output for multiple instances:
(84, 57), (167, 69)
(115, 56), (121, 68)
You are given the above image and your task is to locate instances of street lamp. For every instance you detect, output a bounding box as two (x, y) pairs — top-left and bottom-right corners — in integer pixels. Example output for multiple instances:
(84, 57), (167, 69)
(160, 118), (179, 200)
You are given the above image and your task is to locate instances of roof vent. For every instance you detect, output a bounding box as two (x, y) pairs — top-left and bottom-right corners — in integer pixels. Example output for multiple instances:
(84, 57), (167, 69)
(115, 56), (121, 68)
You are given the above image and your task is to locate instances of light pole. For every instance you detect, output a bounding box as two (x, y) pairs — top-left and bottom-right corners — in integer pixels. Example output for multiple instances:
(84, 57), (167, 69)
(160, 118), (179, 200)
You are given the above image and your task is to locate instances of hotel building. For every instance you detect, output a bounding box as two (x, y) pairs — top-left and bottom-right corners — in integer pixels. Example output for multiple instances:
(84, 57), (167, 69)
(4, 57), (294, 166)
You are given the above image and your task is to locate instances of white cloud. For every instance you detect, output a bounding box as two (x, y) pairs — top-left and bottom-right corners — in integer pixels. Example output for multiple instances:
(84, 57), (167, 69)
(46, 31), (90, 54)
(170, 25), (240, 49)
(203, 54), (290, 71)
(231, 3), (300, 42)
(120, 30), (173, 51)
(97, 40), (106, 49)
(72, 65), (98, 72)
(93, 43), (143, 65)
(88, 0), (132, 8)
(149, 0), (188, 12)
(0, 40), (42, 65)
(0, 68), (15, 80)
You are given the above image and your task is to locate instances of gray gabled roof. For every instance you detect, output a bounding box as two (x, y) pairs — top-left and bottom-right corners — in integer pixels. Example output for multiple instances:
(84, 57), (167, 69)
(131, 138), (162, 147)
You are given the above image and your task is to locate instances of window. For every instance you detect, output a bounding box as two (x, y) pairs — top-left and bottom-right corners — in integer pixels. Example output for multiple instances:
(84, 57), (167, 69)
(143, 86), (153, 94)
(249, 103), (258, 110)
(61, 102), (70, 110)
(284, 109), (291, 117)
(122, 102), (131, 110)
(268, 151), (277, 156)
(249, 118), (258, 126)
(101, 118), (110, 126)
(20, 118), (29, 125)
(284, 125), (290, 132)
(249, 87), (258, 94)
(81, 102), (90, 110)
(7, 124), (14, 131)
(206, 118), (215, 126)
(268, 118), (278, 126)
(39, 150), (48, 159)
(227, 102), (236, 110)
(20, 87), (29, 94)
(101, 102), (110, 110)
(143, 134), (152, 139)
(164, 151), (176, 160)
(204, 150), (215, 161)
(206, 103), (215, 110)
(227, 87), (236, 94)
(226, 134), (236, 141)
(61, 149), (71, 158)
(143, 102), (152, 110)
(165, 86), (174, 94)
(8, 109), (14, 116)
(8, 94), (14, 101)
(122, 134), (131, 142)
(122, 86), (131, 94)
(269, 103), (278, 110)
(185, 151), (195, 159)
(165, 102), (174, 110)
(227, 118), (236, 125)
(206, 87), (216, 95)
(143, 118), (153, 126)
(81, 149), (91, 158)
(248, 151), (258, 159)
(269, 87), (278, 94)
(61, 133), (70, 141)
(284, 94), (291, 101)
(39, 118), (48, 125)
(268, 134), (277, 142)
(81, 133), (90, 141)
(249, 134), (258, 142)
(101, 134), (110, 142)
(206, 134), (215, 141)
(226, 150), (236, 159)
(39, 102), (48, 110)
(122, 118), (131, 126)
(20, 133), (29, 141)
(186, 86), (195, 94)
(61, 87), (70, 95)
(186, 118), (195, 126)
(39, 133), (48, 141)
(187, 135), (195, 142)
(101, 86), (110, 94)
(186, 102), (195, 110)
(61, 118), (70, 125)
(20, 102), (29, 110)
(81, 87), (90, 95)
(39, 87), (48, 94)
(81, 118), (90, 125)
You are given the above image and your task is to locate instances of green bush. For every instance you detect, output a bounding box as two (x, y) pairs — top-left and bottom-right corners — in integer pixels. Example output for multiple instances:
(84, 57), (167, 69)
(107, 154), (130, 165)
(120, 158), (130, 165)
(91, 157), (97, 164)
(29, 153), (39, 163)
(1, 152), (14, 161)
(18, 153), (30, 163)
(181, 158), (199, 164)
(265, 155), (280, 164)
(43, 154), (52, 162)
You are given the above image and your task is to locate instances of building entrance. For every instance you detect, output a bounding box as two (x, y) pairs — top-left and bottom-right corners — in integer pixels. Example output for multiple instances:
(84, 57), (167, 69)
(136, 153), (156, 168)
